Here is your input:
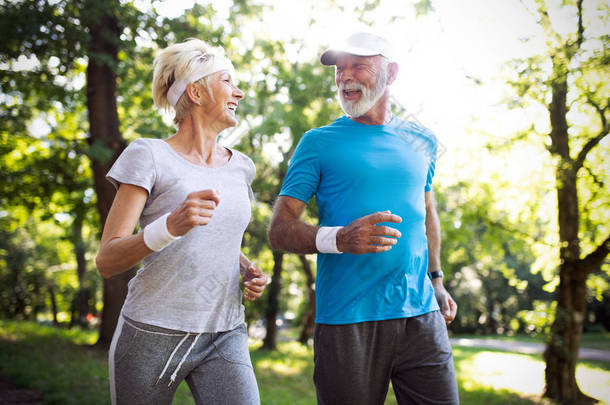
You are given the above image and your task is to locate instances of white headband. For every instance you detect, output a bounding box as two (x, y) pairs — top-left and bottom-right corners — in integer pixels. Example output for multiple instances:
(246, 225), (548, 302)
(167, 55), (235, 107)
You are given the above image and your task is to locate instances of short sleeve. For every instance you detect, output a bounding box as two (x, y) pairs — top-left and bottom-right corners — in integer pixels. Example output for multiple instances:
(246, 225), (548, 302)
(424, 133), (437, 192)
(279, 131), (320, 203)
(106, 139), (156, 193)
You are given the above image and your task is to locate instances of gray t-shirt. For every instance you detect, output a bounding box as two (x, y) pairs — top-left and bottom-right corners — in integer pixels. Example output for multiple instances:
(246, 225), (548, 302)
(107, 138), (255, 333)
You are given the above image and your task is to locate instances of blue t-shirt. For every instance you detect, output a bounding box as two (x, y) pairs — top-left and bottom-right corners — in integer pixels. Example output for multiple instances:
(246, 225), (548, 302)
(279, 115), (440, 324)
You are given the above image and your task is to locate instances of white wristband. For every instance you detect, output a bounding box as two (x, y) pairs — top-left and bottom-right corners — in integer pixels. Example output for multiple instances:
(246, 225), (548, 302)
(143, 213), (180, 251)
(316, 226), (343, 254)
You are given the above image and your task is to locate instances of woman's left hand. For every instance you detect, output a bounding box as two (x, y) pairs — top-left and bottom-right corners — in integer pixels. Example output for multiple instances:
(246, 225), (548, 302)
(242, 262), (270, 301)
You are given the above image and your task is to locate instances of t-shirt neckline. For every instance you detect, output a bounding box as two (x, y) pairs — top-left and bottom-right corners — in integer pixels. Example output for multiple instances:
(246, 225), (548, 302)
(160, 140), (235, 171)
(341, 115), (398, 128)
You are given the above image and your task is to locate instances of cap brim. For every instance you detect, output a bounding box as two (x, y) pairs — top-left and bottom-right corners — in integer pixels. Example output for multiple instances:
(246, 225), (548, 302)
(320, 46), (382, 65)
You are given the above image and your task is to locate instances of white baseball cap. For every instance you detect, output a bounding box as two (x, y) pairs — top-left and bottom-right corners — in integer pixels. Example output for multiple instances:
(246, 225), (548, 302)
(320, 32), (395, 65)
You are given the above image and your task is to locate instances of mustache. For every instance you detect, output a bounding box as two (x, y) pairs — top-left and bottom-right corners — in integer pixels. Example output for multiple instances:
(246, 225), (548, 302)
(338, 82), (366, 92)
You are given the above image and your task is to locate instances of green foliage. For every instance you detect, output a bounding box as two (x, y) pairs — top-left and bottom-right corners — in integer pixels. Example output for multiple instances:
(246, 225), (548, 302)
(413, 0), (435, 17)
(504, 0), (609, 257)
(438, 183), (552, 335)
(0, 0), (90, 134)
(0, 216), (65, 320)
(517, 300), (557, 335)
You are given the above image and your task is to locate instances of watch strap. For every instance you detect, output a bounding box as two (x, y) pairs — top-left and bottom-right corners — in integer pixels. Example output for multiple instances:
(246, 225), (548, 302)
(428, 270), (444, 280)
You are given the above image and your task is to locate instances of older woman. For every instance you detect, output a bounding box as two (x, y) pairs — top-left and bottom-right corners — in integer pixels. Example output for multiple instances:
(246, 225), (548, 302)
(96, 38), (267, 405)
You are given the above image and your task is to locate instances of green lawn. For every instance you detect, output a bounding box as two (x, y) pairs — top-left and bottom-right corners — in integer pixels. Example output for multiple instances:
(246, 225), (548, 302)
(0, 320), (608, 405)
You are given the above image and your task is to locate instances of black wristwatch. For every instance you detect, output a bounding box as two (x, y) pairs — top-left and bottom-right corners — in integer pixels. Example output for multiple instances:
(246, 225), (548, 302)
(428, 270), (444, 280)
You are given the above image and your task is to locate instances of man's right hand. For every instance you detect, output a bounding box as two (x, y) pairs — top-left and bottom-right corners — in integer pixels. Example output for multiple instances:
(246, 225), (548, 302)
(336, 211), (402, 254)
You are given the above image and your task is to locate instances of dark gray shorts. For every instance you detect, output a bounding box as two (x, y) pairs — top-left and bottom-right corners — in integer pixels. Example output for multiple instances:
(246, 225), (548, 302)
(313, 311), (459, 405)
(109, 316), (260, 405)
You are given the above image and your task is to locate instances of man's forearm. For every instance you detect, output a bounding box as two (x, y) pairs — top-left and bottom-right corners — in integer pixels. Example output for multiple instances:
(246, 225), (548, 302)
(426, 217), (441, 271)
(425, 193), (442, 272)
(269, 216), (318, 254)
(268, 196), (320, 254)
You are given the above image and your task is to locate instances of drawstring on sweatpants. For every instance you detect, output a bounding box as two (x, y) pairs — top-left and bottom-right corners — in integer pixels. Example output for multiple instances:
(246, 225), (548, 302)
(156, 332), (202, 386)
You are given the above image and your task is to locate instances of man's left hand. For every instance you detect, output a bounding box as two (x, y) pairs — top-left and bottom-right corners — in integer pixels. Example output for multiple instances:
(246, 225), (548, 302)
(432, 279), (457, 325)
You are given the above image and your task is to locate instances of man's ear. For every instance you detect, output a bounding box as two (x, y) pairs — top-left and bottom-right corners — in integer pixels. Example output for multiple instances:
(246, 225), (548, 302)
(386, 62), (399, 85)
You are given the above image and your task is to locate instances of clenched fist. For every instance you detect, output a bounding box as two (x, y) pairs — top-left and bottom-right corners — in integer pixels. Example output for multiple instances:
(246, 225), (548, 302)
(166, 189), (221, 237)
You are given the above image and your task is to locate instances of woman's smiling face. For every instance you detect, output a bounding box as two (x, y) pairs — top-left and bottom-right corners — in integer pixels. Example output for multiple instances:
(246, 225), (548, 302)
(201, 70), (244, 129)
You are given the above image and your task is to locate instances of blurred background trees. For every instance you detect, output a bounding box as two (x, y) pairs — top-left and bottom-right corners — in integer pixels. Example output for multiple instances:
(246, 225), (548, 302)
(1, 0), (608, 403)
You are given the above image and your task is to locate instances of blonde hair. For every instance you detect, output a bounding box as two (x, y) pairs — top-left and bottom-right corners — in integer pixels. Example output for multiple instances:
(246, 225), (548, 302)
(152, 38), (226, 125)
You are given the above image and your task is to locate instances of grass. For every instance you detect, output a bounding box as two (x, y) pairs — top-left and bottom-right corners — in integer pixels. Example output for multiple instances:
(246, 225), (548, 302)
(453, 346), (610, 404)
(0, 320), (608, 405)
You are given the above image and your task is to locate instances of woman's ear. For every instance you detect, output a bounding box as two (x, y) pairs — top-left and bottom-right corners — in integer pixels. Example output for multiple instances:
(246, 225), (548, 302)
(185, 82), (202, 105)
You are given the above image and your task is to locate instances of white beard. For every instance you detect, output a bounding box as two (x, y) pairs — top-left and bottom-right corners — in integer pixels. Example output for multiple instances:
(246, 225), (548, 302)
(338, 69), (387, 118)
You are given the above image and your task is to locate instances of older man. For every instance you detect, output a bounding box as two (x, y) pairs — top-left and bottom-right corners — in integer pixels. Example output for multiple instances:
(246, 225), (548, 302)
(268, 32), (459, 404)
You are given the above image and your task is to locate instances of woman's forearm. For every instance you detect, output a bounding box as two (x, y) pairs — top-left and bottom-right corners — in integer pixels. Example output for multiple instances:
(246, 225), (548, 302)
(96, 233), (152, 279)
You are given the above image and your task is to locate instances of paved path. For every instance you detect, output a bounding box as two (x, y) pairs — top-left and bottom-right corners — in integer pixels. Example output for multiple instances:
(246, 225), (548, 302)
(450, 338), (610, 362)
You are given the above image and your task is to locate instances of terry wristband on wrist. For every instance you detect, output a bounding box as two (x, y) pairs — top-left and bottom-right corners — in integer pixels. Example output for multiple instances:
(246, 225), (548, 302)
(316, 226), (343, 254)
(143, 213), (180, 251)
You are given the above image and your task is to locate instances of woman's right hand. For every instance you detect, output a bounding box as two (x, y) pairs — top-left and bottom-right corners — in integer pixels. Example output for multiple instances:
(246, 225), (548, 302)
(167, 189), (221, 237)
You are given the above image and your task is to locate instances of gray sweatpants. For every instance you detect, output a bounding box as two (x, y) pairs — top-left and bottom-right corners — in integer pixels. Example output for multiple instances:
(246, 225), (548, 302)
(109, 316), (260, 405)
(313, 311), (459, 405)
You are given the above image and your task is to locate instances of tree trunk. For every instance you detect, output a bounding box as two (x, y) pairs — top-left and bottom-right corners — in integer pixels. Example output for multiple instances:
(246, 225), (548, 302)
(543, 71), (595, 404)
(543, 263), (591, 403)
(543, 162), (594, 403)
(48, 284), (58, 326)
(72, 216), (90, 327)
(487, 301), (497, 335)
(10, 259), (27, 319)
(297, 255), (315, 345)
(84, 1), (133, 349)
(262, 251), (283, 350)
